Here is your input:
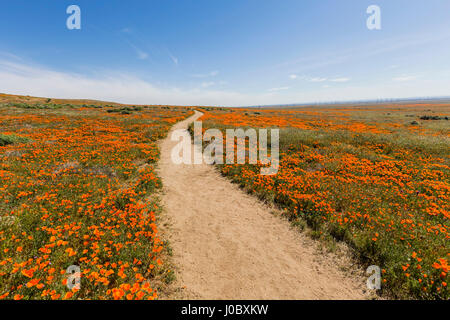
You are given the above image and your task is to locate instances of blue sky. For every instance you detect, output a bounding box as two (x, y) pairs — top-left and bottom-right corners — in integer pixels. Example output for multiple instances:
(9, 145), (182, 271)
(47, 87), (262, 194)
(1, 0), (450, 106)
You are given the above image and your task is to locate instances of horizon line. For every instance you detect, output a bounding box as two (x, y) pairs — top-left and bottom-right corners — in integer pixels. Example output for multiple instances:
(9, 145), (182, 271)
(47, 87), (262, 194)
(1, 92), (450, 109)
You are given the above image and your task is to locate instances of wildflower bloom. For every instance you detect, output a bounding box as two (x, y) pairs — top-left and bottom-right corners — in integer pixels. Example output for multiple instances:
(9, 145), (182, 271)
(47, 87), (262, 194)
(0, 104), (193, 300)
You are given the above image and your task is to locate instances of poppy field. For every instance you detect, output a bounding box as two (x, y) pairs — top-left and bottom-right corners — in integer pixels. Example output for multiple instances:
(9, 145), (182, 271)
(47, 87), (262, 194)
(197, 103), (449, 299)
(1, 96), (448, 300)
(0, 101), (192, 300)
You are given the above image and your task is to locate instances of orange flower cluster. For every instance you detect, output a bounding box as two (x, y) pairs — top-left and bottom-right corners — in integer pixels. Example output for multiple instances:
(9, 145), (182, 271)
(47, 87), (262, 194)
(0, 105), (192, 300)
(200, 104), (450, 137)
(199, 105), (449, 299)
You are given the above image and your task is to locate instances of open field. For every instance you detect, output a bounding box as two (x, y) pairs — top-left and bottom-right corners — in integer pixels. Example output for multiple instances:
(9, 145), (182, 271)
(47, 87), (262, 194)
(0, 95), (448, 300)
(0, 99), (192, 299)
(197, 103), (449, 299)
(158, 111), (368, 300)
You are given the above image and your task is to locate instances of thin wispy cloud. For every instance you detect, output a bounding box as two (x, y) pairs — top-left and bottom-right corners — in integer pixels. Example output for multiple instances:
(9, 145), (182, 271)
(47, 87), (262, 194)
(274, 31), (450, 74)
(121, 27), (132, 33)
(201, 81), (215, 88)
(0, 57), (254, 106)
(135, 48), (149, 60)
(301, 76), (349, 83)
(268, 86), (290, 92)
(289, 74), (298, 79)
(1, 56), (448, 107)
(192, 70), (219, 78)
(119, 28), (150, 61)
(124, 39), (149, 60)
(309, 77), (327, 82)
(0, 51), (22, 61)
(330, 77), (350, 82)
(393, 75), (418, 82)
(164, 47), (179, 66)
(169, 53), (178, 65)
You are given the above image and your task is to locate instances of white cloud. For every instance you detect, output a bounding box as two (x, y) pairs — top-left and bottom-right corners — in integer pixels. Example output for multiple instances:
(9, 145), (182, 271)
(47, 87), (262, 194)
(201, 81), (215, 88)
(192, 70), (219, 78)
(289, 74), (298, 79)
(330, 77), (350, 82)
(0, 56), (448, 107)
(393, 75), (417, 82)
(268, 86), (290, 92)
(303, 76), (350, 83)
(0, 58), (255, 106)
(309, 77), (327, 82)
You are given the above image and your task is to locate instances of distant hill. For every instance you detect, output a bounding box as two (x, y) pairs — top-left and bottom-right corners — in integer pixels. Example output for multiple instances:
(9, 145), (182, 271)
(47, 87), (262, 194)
(0, 93), (124, 107)
(0, 93), (207, 108)
(244, 97), (450, 109)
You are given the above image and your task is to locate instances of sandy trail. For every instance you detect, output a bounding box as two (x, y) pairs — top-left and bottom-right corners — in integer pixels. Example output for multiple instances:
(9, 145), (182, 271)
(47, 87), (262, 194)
(158, 111), (367, 300)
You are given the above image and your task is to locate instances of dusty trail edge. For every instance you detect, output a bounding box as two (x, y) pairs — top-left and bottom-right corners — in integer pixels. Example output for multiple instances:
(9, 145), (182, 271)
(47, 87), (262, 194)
(157, 111), (370, 300)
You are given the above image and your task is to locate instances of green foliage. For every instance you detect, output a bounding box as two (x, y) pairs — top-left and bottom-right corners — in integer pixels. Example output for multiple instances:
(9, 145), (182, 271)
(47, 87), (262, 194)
(0, 133), (30, 146)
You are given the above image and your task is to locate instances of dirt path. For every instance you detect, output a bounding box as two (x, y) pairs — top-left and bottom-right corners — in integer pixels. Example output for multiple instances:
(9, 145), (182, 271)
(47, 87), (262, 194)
(158, 111), (368, 300)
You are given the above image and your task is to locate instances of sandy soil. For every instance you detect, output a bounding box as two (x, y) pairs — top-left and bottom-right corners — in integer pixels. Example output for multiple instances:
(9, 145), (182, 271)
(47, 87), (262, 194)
(157, 111), (369, 300)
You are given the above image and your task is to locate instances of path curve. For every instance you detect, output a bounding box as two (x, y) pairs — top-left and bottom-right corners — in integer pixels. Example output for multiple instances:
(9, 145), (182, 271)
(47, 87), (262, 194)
(158, 111), (368, 299)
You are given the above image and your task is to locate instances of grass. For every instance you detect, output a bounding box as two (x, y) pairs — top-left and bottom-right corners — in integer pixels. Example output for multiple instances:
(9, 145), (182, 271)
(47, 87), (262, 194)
(0, 134), (30, 146)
